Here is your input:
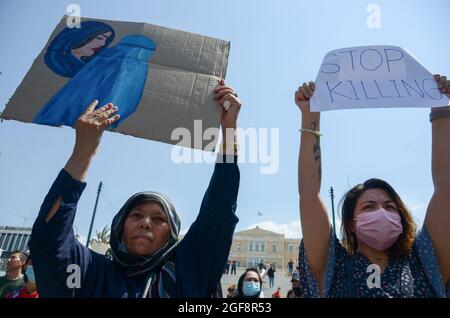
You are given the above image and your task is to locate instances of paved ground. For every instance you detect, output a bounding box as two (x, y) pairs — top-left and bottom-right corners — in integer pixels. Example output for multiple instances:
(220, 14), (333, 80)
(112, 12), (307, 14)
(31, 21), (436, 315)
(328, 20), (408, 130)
(0, 269), (294, 298)
(220, 268), (293, 298)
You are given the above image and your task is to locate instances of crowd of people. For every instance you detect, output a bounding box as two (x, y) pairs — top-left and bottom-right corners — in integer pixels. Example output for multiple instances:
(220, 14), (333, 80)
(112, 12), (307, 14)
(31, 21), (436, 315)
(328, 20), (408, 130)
(1, 74), (449, 298)
(223, 260), (237, 275)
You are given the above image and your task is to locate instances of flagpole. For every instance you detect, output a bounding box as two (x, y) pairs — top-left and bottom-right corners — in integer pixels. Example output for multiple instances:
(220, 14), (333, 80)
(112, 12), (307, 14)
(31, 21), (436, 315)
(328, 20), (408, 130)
(257, 211), (263, 227)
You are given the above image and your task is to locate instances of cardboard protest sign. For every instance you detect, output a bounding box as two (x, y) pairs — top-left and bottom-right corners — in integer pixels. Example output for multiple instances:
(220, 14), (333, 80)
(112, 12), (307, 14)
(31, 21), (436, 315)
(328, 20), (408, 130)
(311, 45), (450, 111)
(1, 16), (230, 150)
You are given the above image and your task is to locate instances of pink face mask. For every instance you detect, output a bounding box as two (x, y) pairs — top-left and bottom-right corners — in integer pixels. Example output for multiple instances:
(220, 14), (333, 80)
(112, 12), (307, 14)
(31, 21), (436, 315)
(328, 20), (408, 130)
(355, 208), (403, 252)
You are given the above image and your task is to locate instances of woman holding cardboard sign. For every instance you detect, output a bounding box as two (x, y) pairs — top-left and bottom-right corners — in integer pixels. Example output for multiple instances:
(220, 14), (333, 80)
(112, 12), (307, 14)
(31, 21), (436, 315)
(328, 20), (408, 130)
(29, 79), (242, 298)
(295, 75), (450, 297)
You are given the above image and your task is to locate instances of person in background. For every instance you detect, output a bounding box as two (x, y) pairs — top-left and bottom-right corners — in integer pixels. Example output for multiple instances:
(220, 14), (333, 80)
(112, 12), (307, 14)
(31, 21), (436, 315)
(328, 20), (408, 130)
(224, 260), (231, 275)
(288, 258), (294, 277)
(286, 289), (296, 298)
(226, 284), (237, 298)
(235, 268), (264, 298)
(290, 272), (303, 298)
(267, 264), (275, 288)
(231, 260), (237, 275)
(271, 287), (281, 298)
(6, 257), (38, 298)
(258, 261), (267, 283)
(0, 251), (26, 298)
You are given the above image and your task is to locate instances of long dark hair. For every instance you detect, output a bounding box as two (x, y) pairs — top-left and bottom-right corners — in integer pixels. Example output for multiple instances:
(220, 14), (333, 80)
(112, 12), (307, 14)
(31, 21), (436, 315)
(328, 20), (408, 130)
(45, 21), (115, 77)
(237, 268), (262, 298)
(340, 178), (416, 259)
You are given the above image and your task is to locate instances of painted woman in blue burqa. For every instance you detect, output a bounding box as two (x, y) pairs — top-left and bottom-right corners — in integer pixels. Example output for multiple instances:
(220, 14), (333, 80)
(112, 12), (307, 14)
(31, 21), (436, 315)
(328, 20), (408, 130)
(34, 21), (156, 129)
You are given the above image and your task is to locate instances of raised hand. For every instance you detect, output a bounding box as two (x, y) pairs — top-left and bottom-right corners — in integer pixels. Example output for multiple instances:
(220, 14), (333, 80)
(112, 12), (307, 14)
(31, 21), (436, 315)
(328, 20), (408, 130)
(64, 100), (119, 181)
(72, 100), (120, 158)
(434, 74), (450, 99)
(295, 81), (316, 116)
(214, 79), (241, 150)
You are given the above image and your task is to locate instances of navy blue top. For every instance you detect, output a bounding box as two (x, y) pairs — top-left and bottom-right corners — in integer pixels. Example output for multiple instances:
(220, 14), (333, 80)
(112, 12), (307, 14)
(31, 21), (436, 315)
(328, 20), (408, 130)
(298, 228), (450, 298)
(29, 157), (239, 298)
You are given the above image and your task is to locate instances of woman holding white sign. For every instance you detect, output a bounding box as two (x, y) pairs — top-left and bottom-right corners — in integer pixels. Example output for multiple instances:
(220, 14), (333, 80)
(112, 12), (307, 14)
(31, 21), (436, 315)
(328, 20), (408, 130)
(29, 80), (242, 298)
(295, 75), (450, 297)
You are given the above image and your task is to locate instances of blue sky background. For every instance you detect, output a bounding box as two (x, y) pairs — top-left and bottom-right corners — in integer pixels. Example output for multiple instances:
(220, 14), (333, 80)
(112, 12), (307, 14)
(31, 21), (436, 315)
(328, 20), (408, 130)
(1, 0), (449, 242)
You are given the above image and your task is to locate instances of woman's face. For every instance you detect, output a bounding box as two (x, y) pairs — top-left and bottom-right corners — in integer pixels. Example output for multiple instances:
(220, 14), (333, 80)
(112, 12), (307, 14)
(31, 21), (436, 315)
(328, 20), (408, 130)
(244, 271), (260, 283)
(352, 188), (400, 230)
(123, 201), (171, 257)
(71, 31), (112, 60)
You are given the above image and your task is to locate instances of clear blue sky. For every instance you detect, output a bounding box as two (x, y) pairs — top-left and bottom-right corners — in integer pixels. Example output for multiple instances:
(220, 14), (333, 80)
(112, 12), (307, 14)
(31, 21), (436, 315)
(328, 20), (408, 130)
(1, 0), (449, 241)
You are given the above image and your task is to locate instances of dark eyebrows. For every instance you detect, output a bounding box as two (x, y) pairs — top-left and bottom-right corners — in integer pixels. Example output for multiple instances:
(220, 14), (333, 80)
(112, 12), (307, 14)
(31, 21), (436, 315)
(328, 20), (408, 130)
(359, 199), (396, 205)
(358, 200), (376, 206)
(129, 204), (167, 219)
(129, 210), (141, 215)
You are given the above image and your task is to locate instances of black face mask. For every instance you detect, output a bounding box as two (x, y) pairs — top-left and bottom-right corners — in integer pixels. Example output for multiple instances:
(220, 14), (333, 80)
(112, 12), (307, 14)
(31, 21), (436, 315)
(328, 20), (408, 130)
(293, 287), (302, 297)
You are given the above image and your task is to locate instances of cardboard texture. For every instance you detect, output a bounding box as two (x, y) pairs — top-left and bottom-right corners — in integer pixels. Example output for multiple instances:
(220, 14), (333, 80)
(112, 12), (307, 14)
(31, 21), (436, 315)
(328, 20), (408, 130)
(2, 16), (230, 150)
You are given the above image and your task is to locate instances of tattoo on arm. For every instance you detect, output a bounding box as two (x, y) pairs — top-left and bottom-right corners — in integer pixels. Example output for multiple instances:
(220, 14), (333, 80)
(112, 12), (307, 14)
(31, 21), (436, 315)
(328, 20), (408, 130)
(311, 121), (322, 181)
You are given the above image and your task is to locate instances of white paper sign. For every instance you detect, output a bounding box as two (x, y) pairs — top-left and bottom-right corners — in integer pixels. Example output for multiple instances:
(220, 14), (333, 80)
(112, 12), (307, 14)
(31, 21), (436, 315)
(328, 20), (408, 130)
(310, 45), (449, 111)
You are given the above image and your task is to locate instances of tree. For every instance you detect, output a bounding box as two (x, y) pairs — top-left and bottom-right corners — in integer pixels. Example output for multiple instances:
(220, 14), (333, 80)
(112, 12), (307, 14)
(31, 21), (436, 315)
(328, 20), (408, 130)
(90, 226), (111, 245)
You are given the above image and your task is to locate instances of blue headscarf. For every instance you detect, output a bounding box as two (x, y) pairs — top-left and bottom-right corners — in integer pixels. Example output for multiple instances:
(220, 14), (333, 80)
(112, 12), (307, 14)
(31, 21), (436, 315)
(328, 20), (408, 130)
(45, 21), (115, 77)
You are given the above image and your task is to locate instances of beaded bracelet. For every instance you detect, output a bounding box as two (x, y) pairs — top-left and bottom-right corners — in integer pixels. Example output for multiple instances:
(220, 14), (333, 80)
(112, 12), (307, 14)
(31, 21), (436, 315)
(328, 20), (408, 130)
(299, 128), (323, 137)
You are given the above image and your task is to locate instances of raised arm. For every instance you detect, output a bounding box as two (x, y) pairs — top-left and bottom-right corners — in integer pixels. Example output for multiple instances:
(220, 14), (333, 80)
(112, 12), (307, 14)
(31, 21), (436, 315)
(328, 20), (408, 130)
(425, 74), (450, 284)
(176, 80), (241, 297)
(45, 101), (120, 221)
(29, 101), (119, 297)
(296, 82), (331, 292)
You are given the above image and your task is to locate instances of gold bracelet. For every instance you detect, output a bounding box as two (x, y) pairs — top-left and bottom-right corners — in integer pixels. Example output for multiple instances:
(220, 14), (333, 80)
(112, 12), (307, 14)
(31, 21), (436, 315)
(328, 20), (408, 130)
(221, 143), (239, 152)
(299, 128), (322, 137)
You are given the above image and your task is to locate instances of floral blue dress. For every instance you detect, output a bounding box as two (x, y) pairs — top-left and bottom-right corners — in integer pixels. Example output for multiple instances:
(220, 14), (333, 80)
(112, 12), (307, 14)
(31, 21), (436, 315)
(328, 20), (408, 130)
(298, 226), (449, 297)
